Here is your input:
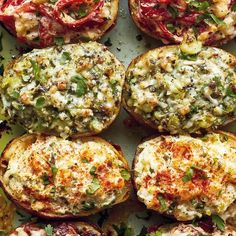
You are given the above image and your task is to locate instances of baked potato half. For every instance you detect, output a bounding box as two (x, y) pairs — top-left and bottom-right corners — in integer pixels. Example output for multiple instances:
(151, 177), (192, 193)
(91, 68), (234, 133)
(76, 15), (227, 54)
(123, 45), (236, 134)
(0, 134), (131, 219)
(0, 0), (118, 48)
(129, 0), (236, 45)
(0, 42), (125, 138)
(133, 131), (236, 221)
(9, 222), (103, 236)
(144, 222), (236, 236)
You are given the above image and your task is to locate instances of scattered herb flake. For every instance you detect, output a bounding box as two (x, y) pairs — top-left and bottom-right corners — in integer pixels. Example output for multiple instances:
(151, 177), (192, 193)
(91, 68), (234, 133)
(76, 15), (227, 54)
(182, 167), (194, 182)
(86, 178), (100, 194)
(36, 96), (45, 108)
(71, 75), (87, 97)
(212, 215), (225, 231)
(51, 165), (58, 180)
(232, 3), (236, 11)
(44, 224), (53, 236)
(120, 169), (131, 181)
(60, 51), (71, 64)
(42, 173), (50, 185)
(82, 201), (95, 210)
(89, 166), (97, 175)
(157, 194), (167, 211)
(54, 37), (64, 46)
(167, 5), (179, 18)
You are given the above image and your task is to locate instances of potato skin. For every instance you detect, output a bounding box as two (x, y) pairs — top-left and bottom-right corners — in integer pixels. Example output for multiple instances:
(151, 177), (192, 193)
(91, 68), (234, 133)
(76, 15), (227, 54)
(0, 134), (131, 219)
(133, 131), (236, 221)
(8, 221), (104, 236)
(1, 42), (125, 138)
(128, 0), (236, 46)
(123, 45), (236, 135)
(146, 222), (236, 235)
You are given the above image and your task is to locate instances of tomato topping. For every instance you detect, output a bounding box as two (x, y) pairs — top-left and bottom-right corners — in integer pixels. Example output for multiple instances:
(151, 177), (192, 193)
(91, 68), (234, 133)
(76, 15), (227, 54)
(53, 0), (104, 28)
(0, 0), (107, 47)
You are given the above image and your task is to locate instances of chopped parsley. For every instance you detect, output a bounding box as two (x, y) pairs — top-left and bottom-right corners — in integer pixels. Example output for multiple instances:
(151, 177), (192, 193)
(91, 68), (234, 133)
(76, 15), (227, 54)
(36, 96), (46, 108)
(82, 201), (95, 210)
(212, 215), (225, 231)
(232, 3), (236, 11)
(89, 166), (97, 175)
(54, 37), (64, 46)
(60, 51), (71, 65)
(71, 75), (87, 97)
(44, 224), (54, 236)
(86, 178), (100, 194)
(42, 173), (50, 185)
(167, 5), (179, 18)
(51, 165), (58, 180)
(157, 194), (167, 211)
(187, 0), (210, 10)
(182, 167), (194, 182)
(120, 169), (131, 181)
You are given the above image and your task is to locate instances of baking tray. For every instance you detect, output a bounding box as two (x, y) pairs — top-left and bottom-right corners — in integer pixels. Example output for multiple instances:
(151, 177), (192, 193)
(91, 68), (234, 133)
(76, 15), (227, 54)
(1, 0), (236, 234)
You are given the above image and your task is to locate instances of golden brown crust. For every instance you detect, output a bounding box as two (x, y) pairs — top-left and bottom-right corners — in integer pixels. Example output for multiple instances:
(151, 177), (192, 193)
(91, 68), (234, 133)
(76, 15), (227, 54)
(0, 134), (131, 219)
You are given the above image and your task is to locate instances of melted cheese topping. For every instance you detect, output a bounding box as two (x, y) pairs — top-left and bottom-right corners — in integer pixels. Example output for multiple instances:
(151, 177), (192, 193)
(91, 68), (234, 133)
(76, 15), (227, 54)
(131, 0), (236, 45)
(151, 224), (236, 236)
(134, 133), (236, 221)
(1, 0), (115, 46)
(1, 42), (125, 137)
(1, 135), (130, 216)
(124, 46), (236, 134)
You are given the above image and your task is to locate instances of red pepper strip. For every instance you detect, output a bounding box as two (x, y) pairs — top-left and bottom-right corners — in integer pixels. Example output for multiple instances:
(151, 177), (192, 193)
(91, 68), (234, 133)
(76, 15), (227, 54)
(177, 12), (201, 26)
(0, 0), (24, 11)
(53, 0), (104, 29)
(157, 21), (174, 40)
(0, 14), (16, 33)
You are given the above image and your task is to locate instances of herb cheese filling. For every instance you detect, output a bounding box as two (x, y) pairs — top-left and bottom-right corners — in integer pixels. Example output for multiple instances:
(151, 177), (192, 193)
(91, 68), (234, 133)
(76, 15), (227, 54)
(0, 42), (125, 137)
(123, 46), (236, 134)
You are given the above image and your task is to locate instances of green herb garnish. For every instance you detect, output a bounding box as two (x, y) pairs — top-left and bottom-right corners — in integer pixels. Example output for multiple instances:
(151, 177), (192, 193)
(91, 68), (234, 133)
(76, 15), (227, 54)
(71, 75), (87, 97)
(232, 3), (236, 11)
(167, 5), (179, 18)
(180, 52), (197, 61)
(148, 231), (162, 236)
(182, 167), (194, 182)
(120, 169), (131, 181)
(89, 166), (97, 175)
(188, 0), (210, 10)
(60, 51), (71, 65)
(82, 201), (95, 210)
(54, 37), (64, 46)
(51, 165), (58, 180)
(212, 215), (225, 231)
(226, 86), (236, 97)
(36, 96), (45, 108)
(30, 60), (41, 81)
(44, 224), (53, 236)
(86, 178), (100, 194)
(42, 173), (50, 185)
(197, 13), (224, 25)
(157, 194), (167, 211)
(77, 4), (87, 18)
